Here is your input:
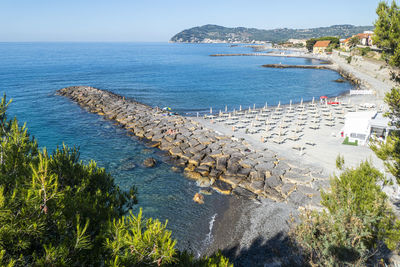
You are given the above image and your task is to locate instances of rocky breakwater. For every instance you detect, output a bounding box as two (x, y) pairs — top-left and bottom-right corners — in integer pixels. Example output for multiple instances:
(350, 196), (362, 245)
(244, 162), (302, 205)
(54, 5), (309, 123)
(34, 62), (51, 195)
(57, 86), (327, 208)
(261, 64), (334, 70)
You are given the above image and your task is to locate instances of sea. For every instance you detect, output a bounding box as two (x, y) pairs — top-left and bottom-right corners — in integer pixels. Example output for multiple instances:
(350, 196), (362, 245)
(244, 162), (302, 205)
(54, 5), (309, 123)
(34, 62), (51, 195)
(0, 42), (353, 254)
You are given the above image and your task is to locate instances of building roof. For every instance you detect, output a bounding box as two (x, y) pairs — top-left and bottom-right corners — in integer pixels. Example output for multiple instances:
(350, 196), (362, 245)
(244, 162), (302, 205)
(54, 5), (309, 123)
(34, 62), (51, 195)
(314, 40), (331, 48)
(341, 37), (351, 43)
(357, 33), (373, 39)
(370, 113), (395, 129)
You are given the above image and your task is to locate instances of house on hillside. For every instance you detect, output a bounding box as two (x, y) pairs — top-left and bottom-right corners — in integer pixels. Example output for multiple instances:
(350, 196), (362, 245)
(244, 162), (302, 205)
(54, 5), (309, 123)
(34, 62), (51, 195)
(340, 38), (351, 50)
(356, 32), (374, 46)
(313, 40), (331, 54)
(340, 31), (374, 50)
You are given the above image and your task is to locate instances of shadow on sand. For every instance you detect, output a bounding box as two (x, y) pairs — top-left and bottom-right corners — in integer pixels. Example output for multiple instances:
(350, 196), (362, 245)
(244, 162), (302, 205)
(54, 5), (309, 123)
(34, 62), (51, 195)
(220, 232), (304, 267)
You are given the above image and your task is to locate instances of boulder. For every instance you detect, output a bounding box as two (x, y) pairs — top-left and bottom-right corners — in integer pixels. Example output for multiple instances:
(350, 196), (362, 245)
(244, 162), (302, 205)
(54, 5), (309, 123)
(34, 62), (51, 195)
(255, 161), (275, 172)
(249, 170), (265, 181)
(226, 162), (241, 176)
(193, 193), (204, 204)
(232, 187), (258, 199)
(249, 180), (265, 194)
(200, 156), (215, 167)
(195, 165), (210, 176)
(237, 167), (251, 177)
(212, 180), (232, 195)
(216, 156), (229, 171)
(264, 175), (282, 188)
(143, 157), (156, 168)
(209, 169), (222, 178)
(147, 141), (161, 148)
(281, 183), (296, 197)
(169, 147), (183, 157)
(239, 159), (256, 169)
(184, 171), (202, 180)
(219, 175), (243, 188)
(287, 190), (310, 207)
(196, 177), (212, 187)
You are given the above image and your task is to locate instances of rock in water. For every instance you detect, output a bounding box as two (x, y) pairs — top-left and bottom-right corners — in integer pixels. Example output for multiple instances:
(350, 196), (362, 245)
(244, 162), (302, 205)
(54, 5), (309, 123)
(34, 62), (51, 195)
(143, 157), (156, 168)
(120, 161), (136, 171)
(333, 78), (345, 83)
(193, 193), (204, 204)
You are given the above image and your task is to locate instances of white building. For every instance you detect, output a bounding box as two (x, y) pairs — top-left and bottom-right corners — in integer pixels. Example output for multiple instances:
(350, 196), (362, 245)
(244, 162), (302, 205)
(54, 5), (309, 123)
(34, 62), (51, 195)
(342, 111), (395, 145)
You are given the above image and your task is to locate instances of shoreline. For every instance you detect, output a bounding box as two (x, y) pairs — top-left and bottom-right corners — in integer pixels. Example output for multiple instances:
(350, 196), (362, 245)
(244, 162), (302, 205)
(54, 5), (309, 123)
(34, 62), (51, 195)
(56, 48), (398, 265)
(198, 49), (399, 265)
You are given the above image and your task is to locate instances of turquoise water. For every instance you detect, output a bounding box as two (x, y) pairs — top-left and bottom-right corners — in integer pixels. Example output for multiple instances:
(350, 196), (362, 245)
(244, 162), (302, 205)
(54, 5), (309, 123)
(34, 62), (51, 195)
(0, 42), (353, 253)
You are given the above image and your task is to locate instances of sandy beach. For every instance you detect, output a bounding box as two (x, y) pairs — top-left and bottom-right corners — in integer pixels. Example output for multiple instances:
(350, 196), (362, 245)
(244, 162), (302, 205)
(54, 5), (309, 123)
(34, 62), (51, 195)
(197, 50), (400, 265)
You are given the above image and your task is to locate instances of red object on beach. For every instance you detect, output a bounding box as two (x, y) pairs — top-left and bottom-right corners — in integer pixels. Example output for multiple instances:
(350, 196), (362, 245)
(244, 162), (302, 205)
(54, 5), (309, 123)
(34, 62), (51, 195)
(327, 101), (339, 105)
(320, 96), (328, 99)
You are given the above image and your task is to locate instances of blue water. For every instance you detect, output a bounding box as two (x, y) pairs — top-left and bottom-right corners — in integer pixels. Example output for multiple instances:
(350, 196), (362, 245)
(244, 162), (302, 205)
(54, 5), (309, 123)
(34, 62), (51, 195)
(0, 42), (353, 253)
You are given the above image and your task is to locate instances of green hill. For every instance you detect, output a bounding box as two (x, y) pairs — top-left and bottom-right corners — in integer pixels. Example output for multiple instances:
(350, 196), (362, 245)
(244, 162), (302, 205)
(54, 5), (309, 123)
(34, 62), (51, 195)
(170, 24), (374, 44)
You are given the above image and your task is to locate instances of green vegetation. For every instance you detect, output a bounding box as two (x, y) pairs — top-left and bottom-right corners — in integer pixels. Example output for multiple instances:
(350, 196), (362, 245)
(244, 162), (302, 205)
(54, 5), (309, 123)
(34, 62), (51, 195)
(292, 6), (400, 262)
(0, 94), (231, 266)
(292, 161), (400, 266)
(342, 136), (358, 146)
(371, 88), (400, 184)
(171, 24), (374, 44)
(374, 1), (400, 66)
(335, 154), (345, 170)
(306, 36), (340, 52)
(358, 46), (372, 56)
(348, 36), (361, 48)
(346, 56), (353, 64)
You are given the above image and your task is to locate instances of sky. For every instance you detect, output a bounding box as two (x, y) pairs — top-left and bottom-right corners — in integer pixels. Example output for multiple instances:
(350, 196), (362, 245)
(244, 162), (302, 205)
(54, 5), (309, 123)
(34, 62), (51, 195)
(0, 0), (387, 42)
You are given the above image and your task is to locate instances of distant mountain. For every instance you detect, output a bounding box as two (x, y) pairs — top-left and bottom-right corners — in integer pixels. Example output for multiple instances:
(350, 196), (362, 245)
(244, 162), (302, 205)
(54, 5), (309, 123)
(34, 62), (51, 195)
(170, 24), (374, 44)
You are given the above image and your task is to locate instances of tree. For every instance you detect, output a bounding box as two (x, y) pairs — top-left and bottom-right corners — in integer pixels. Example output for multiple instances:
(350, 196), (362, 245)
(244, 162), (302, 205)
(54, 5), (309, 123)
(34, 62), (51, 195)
(371, 88), (400, 187)
(374, 1), (400, 66)
(292, 161), (400, 266)
(0, 94), (231, 266)
(348, 36), (360, 47)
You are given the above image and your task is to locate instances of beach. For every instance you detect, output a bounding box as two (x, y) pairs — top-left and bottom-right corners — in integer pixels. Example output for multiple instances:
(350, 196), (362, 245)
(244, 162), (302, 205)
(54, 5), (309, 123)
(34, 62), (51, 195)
(195, 49), (400, 265)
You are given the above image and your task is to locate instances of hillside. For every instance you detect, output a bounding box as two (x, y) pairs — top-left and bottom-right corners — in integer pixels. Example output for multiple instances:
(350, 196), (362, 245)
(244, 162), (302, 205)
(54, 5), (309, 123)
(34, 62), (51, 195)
(170, 24), (374, 44)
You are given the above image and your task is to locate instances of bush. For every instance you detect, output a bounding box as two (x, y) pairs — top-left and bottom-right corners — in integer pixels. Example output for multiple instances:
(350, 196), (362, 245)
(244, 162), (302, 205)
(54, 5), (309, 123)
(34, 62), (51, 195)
(0, 94), (231, 266)
(291, 161), (400, 266)
(342, 136), (357, 145)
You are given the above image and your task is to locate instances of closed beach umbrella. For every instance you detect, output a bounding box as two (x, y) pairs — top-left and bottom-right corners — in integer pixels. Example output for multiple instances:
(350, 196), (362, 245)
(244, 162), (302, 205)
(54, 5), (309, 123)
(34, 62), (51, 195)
(225, 105), (227, 112)
(265, 102), (268, 109)
(300, 98), (303, 105)
(278, 101), (281, 108)
(210, 107), (212, 114)
(312, 97), (315, 104)
(290, 100), (292, 107)
(253, 103), (256, 110)
(239, 105), (242, 111)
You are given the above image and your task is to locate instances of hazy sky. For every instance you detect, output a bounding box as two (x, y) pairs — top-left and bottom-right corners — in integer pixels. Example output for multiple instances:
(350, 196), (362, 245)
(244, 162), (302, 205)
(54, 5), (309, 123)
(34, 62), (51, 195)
(0, 0), (386, 42)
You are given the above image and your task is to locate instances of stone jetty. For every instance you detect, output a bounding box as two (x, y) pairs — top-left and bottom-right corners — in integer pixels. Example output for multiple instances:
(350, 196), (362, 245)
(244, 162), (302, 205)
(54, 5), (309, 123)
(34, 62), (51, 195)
(261, 64), (333, 70)
(57, 86), (328, 208)
(210, 53), (272, 57)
